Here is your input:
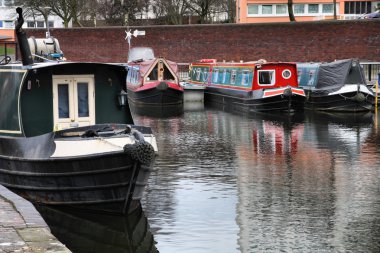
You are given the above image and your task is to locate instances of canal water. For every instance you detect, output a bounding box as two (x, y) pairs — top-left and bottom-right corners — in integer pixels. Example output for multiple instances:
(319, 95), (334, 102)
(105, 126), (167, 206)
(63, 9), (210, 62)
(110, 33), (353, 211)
(38, 102), (380, 253)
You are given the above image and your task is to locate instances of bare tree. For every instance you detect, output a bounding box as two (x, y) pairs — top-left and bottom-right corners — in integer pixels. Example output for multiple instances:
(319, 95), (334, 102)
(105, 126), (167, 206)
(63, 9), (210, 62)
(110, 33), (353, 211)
(287, 0), (296, 21)
(97, 0), (144, 26)
(19, 0), (88, 28)
(154, 0), (189, 25)
(333, 0), (337, 20)
(186, 0), (221, 24)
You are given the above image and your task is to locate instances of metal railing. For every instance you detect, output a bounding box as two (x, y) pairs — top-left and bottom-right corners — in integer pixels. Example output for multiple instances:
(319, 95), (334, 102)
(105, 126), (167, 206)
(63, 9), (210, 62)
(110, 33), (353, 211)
(361, 62), (380, 84)
(178, 63), (190, 82)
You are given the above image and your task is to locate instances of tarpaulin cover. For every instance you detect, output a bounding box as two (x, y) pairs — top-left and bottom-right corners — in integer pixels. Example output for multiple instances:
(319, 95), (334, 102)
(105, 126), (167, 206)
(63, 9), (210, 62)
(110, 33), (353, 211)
(316, 59), (352, 89)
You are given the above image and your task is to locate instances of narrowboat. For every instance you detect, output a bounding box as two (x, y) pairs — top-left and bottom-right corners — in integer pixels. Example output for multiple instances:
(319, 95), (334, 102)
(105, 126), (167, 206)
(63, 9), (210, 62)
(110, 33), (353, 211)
(297, 59), (375, 112)
(126, 47), (183, 106)
(188, 59), (306, 112)
(0, 8), (157, 215)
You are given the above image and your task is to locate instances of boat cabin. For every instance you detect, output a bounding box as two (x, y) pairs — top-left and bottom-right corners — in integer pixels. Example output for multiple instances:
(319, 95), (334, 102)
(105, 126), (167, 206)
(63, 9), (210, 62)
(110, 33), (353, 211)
(127, 58), (179, 87)
(0, 62), (133, 137)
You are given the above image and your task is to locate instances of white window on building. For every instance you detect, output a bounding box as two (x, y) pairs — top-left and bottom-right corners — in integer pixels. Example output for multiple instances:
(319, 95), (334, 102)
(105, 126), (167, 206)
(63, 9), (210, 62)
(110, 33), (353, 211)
(3, 0), (14, 7)
(3, 21), (13, 28)
(308, 4), (319, 13)
(248, 4), (259, 15)
(322, 4), (334, 13)
(247, 3), (338, 17)
(276, 5), (287, 14)
(37, 21), (45, 28)
(262, 5), (273, 14)
(294, 4), (306, 14)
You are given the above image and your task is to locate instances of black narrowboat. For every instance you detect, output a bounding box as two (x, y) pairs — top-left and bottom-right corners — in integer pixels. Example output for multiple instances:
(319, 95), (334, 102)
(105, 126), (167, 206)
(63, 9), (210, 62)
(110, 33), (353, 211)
(297, 59), (375, 112)
(0, 8), (157, 214)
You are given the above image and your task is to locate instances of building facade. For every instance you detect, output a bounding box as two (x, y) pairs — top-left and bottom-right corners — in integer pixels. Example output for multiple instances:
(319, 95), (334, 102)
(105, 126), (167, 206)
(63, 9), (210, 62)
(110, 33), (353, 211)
(236, 0), (379, 23)
(0, 0), (66, 42)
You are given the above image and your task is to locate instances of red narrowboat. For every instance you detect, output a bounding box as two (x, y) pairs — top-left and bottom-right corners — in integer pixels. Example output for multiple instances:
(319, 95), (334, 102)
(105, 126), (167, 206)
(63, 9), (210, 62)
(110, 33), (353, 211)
(188, 59), (305, 112)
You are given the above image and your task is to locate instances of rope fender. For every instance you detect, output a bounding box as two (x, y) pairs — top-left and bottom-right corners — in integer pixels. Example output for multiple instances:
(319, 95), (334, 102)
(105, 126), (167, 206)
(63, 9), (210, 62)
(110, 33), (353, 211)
(123, 130), (155, 164)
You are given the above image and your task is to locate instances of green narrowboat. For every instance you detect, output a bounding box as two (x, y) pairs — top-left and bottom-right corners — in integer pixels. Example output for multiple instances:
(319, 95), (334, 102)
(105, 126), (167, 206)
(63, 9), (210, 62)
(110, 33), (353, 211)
(0, 8), (157, 215)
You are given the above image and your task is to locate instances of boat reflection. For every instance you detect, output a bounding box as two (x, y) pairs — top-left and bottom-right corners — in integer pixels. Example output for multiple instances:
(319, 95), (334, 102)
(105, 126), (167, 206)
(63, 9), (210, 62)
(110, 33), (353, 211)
(34, 204), (158, 253)
(130, 103), (183, 118)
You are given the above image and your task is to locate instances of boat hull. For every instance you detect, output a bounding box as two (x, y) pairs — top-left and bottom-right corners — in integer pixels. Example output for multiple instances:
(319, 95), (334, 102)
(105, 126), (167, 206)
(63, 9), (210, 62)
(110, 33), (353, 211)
(205, 86), (305, 112)
(0, 124), (156, 215)
(304, 88), (375, 112)
(128, 82), (183, 106)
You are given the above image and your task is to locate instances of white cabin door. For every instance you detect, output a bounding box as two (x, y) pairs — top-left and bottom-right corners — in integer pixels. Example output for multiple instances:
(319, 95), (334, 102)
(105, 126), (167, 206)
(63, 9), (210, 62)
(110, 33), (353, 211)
(53, 75), (95, 130)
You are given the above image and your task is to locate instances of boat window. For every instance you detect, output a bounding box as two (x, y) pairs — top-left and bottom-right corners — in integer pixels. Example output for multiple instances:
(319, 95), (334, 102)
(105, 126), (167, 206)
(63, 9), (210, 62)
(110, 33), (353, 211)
(222, 69), (227, 83)
(202, 69), (208, 82)
(58, 84), (70, 118)
(297, 69), (302, 84)
(163, 63), (175, 80)
(242, 70), (250, 86)
(258, 70), (275, 86)
(282, 69), (292, 79)
(196, 68), (201, 81)
(77, 82), (89, 117)
(148, 65), (158, 81)
(212, 69), (219, 83)
(230, 70), (237, 84)
(308, 69), (316, 86)
(127, 68), (131, 83)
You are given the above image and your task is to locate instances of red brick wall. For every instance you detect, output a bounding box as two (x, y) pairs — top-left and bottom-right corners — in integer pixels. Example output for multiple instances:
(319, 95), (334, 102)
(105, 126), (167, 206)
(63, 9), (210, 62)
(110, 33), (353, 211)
(26, 19), (380, 64)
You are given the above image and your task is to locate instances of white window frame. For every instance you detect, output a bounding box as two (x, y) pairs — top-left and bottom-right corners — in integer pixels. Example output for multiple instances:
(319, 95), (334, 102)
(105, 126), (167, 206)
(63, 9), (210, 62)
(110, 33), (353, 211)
(258, 70), (276, 86)
(212, 69), (219, 83)
(247, 3), (338, 17)
(242, 70), (251, 86)
(230, 70), (237, 84)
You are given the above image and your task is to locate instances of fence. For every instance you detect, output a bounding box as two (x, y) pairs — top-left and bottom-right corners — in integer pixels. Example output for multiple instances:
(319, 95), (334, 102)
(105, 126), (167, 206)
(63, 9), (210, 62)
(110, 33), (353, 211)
(361, 62), (380, 84)
(178, 63), (190, 82)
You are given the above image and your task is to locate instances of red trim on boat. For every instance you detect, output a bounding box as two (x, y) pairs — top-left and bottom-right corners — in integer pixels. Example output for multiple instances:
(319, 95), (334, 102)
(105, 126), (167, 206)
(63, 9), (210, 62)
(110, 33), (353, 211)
(263, 89), (285, 97)
(291, 88), (306, 96)
(130, 81), (183, 92)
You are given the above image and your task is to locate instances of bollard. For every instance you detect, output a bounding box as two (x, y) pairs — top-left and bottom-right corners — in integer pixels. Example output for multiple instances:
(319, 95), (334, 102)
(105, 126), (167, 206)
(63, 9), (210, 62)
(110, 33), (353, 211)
(376, 73), (379, 111)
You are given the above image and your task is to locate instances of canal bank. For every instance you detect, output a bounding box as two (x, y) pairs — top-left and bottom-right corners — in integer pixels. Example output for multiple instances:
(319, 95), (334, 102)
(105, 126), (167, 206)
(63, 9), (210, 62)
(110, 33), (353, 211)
(0, 185), (70, 253)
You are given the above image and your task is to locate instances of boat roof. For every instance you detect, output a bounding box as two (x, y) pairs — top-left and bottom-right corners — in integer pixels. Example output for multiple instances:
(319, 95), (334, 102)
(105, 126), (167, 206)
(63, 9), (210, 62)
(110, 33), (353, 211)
(128, 47), (155, 62)
(191, 59), (296, 67)
(0, 61), (124, 70)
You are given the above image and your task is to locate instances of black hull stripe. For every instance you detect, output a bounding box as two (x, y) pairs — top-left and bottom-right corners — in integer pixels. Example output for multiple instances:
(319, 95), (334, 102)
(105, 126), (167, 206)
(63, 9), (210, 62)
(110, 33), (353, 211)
(0, 165), (132, 177)
(0, 181), (130, 191)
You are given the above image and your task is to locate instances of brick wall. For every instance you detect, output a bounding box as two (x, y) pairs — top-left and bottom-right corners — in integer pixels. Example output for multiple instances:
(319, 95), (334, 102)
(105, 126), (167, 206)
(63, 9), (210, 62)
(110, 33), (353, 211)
(26, 19), (380, 64)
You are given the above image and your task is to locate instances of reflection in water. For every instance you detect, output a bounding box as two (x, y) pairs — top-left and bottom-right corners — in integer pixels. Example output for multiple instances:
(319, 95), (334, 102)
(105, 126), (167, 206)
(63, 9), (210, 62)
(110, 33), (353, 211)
(130, 103), (184, 118)
(133, 105), (380, 253)
(34, 204), (158, 253)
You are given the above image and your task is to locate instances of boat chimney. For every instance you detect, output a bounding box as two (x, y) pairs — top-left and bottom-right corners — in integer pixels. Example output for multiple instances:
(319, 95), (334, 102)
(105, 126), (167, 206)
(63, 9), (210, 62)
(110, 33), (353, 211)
(15, 7), (33, 66)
